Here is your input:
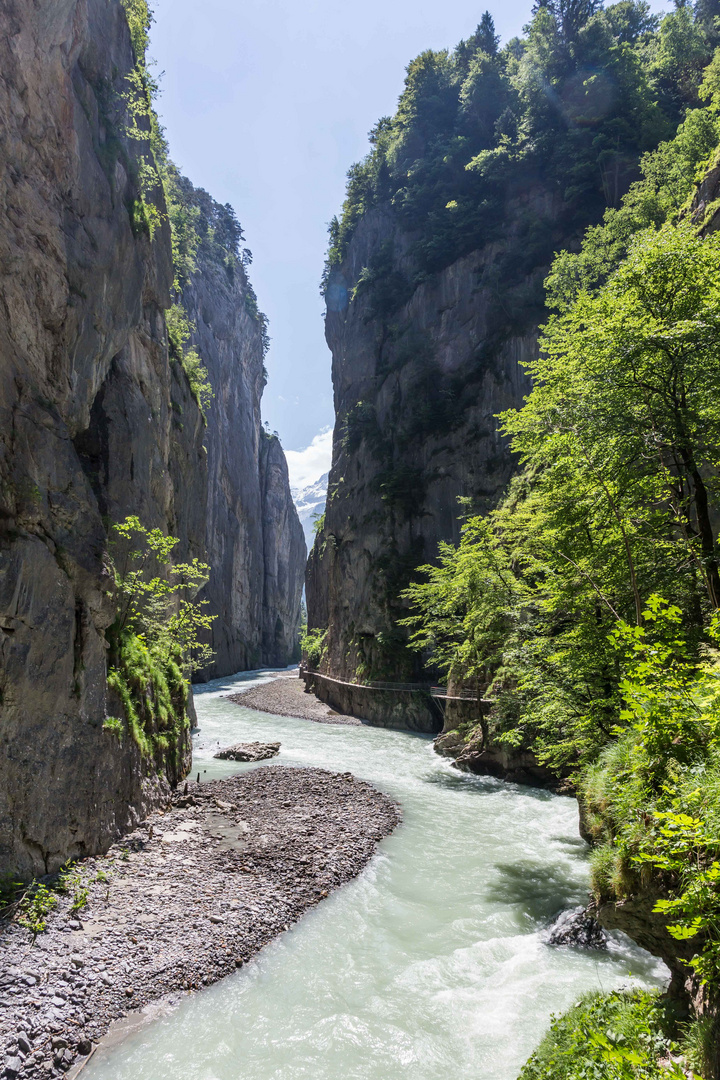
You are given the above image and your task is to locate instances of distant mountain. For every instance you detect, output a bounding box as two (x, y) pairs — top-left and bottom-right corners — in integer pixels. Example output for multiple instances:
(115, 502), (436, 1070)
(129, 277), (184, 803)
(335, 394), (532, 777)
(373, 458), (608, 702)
(292, 472), (328, 550)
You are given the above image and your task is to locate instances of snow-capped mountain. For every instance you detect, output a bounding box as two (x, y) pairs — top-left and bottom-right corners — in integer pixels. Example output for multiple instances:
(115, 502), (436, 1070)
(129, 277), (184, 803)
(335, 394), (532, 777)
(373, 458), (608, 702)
(292, 472), (328, 551)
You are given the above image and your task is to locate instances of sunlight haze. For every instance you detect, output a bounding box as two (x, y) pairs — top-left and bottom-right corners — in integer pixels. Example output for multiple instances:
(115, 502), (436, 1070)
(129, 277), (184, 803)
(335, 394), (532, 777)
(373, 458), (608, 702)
(150, 0), (667, 463)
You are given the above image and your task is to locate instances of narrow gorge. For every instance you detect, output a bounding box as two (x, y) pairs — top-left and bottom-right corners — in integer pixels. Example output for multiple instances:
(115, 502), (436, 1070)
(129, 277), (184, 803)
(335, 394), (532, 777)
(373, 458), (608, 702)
(4, 1), (720, 1079)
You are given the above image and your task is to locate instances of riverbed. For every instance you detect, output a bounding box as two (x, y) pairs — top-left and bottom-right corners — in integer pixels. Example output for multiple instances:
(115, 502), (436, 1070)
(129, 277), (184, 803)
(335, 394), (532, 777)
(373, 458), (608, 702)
(84, 669), (667, 1080)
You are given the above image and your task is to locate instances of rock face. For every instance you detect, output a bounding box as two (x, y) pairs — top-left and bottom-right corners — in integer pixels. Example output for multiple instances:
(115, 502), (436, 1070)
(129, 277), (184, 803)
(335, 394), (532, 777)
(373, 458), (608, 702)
(259, 433), (306, 667)
(0, 0), (200, 878)
(179, 207), (306, 677)
(544, 907), (607, 951)
(0, 0), (303, 877)
(306, 200), (542, 687)
(434, 727), (560, 789)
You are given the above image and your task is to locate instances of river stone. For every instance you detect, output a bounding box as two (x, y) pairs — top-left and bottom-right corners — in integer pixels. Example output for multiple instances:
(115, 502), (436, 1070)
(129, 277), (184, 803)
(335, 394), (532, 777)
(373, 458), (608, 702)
(214, 742), (281, 762)
(545, 906), (607, 950)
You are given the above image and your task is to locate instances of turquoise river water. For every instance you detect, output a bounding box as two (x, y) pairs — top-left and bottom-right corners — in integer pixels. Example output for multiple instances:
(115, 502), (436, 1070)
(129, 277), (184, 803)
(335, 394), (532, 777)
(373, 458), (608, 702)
(84, 668), (667, 1080)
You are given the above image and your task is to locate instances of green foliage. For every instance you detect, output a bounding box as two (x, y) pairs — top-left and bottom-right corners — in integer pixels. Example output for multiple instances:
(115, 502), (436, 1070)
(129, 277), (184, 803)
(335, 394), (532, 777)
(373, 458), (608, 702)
(680, 1015), (716, 1079)
(16, 883), (58, 940)
(518, 990), (687, 1079)
(510, 222), (720, 613)
(166, 303), (213, 414)
(106, 516), (214, 770)
(579, 601), (720, 989)
(301, 627), (327, 670)
(545, 105), (720, 309)
(117, 0), (269, 402)
(372, 463), (427, 519)
(0, 873), (21, 910)
(404, 221), (720, 771)
(342, 401), (382, 455)
(102, 716), (124, 740)
(121, 0), (153, 61)
(325, 0), (719, 305)
(312, 511), (326, 537)
(58, 866), (90, 914)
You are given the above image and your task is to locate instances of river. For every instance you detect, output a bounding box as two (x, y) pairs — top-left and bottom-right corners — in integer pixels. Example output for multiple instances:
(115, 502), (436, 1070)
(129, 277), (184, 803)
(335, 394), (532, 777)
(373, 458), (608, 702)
(83, 669), (667, 1080)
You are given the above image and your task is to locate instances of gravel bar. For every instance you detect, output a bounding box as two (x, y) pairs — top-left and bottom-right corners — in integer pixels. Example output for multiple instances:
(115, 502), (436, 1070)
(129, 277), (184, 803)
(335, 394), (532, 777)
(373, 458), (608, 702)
(0, 766), (400, 1078)
(228, 673), (362, 724)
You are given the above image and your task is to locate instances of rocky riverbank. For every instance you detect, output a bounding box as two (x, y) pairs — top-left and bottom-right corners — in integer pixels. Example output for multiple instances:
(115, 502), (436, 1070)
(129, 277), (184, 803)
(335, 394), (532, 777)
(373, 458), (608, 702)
(229, 673), (362, 725)
(0, 767), (399, 1079)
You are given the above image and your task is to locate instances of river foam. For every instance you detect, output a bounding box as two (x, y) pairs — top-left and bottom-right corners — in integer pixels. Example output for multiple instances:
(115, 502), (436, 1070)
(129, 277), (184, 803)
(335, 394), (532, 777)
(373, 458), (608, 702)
(83, 669), (667, 1080)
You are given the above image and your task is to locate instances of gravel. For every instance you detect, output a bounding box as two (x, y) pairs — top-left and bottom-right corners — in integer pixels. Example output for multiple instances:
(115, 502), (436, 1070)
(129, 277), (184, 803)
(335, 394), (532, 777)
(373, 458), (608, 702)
(0, 766), (399, 1078)
(228, 674), (362, 724)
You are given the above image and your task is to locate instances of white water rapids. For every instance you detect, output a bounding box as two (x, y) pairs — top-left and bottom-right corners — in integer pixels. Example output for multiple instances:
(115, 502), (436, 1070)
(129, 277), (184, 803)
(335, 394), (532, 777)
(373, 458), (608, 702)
(84, 669), (667, 1080)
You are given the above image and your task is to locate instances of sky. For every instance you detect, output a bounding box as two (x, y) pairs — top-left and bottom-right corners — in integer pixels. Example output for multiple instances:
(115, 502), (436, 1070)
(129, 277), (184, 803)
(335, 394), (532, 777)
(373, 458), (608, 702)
(149, 0), (669, 488)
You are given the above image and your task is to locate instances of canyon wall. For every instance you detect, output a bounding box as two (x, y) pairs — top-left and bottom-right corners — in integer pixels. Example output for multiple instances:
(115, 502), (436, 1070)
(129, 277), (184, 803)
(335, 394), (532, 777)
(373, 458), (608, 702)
(178, 197), (306, 678)
(0, 0), (303, 877)
(307, 199), (547, 685)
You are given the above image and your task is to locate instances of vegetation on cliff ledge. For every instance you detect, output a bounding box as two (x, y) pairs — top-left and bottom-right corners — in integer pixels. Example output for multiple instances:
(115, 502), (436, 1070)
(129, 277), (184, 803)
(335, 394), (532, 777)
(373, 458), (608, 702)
(519, 989), (701, 1079)
(120, 0), (269, 410)
(105, 517), (214, 781)
(325, 0), (719, 300)
(313, 0), (720, 686)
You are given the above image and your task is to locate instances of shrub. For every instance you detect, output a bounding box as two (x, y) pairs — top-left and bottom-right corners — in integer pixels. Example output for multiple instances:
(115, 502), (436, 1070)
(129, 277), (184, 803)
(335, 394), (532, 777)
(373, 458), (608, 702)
(301, 628), (327, 670)
(519, 990), (685, 1080)
(106, 516), (215, 773)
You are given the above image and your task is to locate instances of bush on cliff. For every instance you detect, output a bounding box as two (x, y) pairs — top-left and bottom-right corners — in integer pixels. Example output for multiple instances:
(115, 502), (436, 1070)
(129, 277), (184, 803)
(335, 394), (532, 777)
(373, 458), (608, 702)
(519, 989), (690, 1079)
(404, 219), (720, 770)
(403, 167), (720, 1044)
(582, 599), (720, 990)
(301, 627), (327, 670)
(105, 516), (214, 775)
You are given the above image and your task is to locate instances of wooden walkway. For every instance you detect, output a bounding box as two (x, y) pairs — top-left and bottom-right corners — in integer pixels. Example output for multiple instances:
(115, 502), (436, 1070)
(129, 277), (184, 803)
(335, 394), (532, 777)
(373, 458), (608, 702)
(302, 668), (493, 706)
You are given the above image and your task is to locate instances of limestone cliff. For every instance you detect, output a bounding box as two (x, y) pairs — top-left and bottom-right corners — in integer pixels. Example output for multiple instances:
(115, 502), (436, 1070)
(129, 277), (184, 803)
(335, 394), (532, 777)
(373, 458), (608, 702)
(0, 0), (303, 877)
(307, 200), (542, 685)
(0, 0), (198, 877)
(177, 188), (306, 677)
(259, 433), (306, 666)
(305, 5), (691, 697)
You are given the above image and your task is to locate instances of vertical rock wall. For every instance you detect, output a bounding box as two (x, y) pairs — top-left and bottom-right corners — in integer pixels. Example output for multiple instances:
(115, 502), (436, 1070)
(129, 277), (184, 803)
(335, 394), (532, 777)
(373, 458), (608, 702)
(259, 433), (306, 667)
(0, 0), (304, 876)
(307, 200), (545, 684)
(179, 194), (306, 678)
(0, 0), (205, 877)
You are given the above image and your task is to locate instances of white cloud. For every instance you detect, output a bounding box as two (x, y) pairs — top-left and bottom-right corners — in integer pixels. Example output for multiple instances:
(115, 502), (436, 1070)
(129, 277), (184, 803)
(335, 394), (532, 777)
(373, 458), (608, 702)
(285, 428), (333, 492)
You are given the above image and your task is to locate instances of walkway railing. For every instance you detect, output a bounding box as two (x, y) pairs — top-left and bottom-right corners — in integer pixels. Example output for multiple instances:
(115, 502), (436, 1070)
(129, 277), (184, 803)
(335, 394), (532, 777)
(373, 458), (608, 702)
(302, 668), (491, 704)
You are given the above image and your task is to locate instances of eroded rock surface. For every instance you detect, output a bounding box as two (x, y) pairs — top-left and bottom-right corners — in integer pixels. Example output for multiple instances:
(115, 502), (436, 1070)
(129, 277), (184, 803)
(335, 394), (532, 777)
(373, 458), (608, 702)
(306, 203), (540, 688)
(0, 0), (203, 879)
(180, 211), (306, 677)
(0, 0), (304, 877)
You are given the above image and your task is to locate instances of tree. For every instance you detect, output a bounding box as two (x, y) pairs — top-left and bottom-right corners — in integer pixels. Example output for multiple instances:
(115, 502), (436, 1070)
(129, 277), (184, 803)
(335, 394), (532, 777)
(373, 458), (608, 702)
(532, 0), (603, 44)
(510, 223), (720, 611)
